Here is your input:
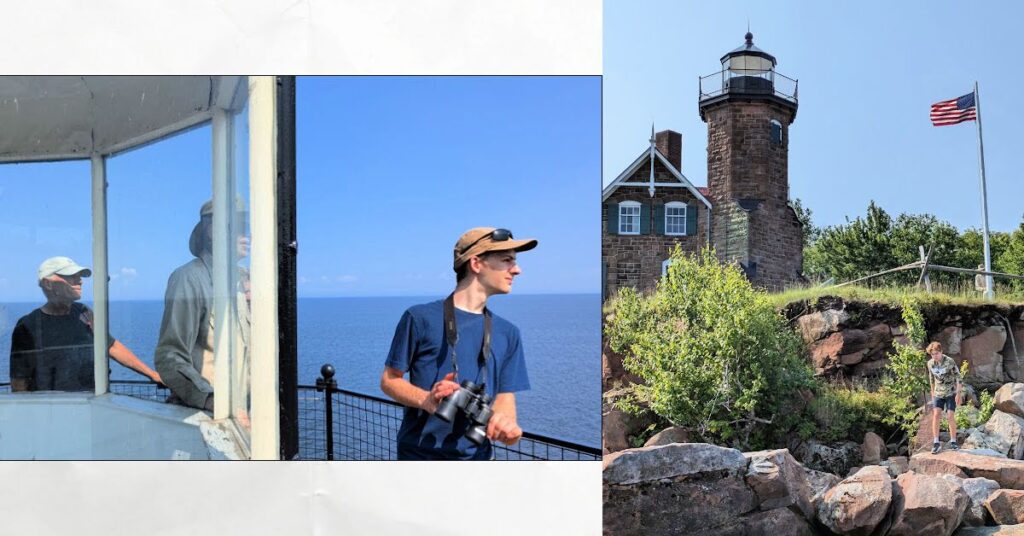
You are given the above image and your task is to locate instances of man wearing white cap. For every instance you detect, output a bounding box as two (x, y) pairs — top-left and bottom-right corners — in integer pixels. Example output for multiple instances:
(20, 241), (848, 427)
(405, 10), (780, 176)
(9, 257), (162, 392)
(380, 227), (536, 460)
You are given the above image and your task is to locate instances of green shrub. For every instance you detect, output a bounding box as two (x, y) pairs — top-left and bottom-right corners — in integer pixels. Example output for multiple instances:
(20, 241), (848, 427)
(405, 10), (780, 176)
(605, 247), (815, 450)
(810, 383), (902, 443)
(880, 298), (932, 439)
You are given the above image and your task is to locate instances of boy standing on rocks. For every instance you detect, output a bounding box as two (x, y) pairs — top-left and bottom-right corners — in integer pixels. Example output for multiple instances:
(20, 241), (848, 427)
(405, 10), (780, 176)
(927, 341), (963, 454)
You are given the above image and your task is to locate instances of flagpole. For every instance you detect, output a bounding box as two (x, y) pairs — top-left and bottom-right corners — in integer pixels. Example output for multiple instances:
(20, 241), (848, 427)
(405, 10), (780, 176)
(975, 81), (994, 300)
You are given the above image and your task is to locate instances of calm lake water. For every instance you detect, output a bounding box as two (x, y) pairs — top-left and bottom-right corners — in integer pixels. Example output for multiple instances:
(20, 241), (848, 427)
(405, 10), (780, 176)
(0, 293), (601, 448)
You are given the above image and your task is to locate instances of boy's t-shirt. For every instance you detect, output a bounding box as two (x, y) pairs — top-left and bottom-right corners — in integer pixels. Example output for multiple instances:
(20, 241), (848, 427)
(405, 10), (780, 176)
(928, 354), (960, 398)
(385, 299), (530, 460)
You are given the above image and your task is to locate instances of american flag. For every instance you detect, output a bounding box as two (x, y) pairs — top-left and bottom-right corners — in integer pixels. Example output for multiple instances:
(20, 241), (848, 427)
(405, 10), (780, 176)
(931, 92), (977, 126)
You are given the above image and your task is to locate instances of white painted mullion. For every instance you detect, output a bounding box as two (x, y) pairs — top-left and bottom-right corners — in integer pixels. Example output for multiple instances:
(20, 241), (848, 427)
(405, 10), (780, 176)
(211, 108), (233, 420)
(91, 154), (109, 396)
(248, 77), (280, 460)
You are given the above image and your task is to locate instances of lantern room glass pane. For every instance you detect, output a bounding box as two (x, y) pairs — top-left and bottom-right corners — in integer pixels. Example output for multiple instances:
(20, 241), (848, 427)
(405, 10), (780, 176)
(107, 126), (212, 397)
(0, 161), (95, 393)
(229, 79), (252, 435)
(728, 55), (772, 74)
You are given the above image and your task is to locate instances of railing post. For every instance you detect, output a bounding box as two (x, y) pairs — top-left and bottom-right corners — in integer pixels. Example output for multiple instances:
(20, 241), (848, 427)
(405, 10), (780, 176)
(315, 364), (337, 460)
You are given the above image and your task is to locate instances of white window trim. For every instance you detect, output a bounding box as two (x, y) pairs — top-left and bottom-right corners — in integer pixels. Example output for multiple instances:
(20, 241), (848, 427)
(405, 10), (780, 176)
(664, 201), (687, 236)
(662, 258), (673, 276)
(770, 119), (783, 144)
(619, 201), (641, 235)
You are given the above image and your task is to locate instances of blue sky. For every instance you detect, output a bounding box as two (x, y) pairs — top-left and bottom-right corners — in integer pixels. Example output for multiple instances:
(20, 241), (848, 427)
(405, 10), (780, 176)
(605, 1), (1024, 235)
(0, 76), (600, 302)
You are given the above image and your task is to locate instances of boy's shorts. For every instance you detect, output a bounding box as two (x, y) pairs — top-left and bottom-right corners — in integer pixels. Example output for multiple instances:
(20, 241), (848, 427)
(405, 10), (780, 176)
(933, 394), (957, 412)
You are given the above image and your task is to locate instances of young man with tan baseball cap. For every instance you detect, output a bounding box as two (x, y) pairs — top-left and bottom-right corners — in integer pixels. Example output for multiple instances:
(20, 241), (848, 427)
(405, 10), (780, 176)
(9, 256), (161, 392)
(380, 227), (537, 460)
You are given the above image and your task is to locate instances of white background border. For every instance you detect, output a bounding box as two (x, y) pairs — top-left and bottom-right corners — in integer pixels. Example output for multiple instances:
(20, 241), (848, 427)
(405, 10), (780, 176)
(4, 0), (601, 75)
(2, 1), (603, 534)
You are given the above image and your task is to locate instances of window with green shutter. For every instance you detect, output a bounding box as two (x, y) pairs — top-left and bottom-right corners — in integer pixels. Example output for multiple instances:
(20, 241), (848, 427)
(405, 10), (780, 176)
(639, 203), (651, 235)
(654, 203), (665, 235)
(686, 203), (698, 235)
(606, 201), (619, 235)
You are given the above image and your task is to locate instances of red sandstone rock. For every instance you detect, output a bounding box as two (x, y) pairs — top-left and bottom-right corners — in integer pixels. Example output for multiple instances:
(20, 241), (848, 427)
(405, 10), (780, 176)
(797, 309), (848, 344)
(862, 431), (887, 464)
(997, 383), (1024, 419)
(986, 489), (1024, 525)
(962, 410), (1024, 459)
(956, 525), (1024, 536)
(940, 474), (1000, 526)
(964, 326), (1007, 387)
(603, 406), (654, 455)
(742, 448), (815, 519)
(936, 325), (963, 356)
(603, 443), (756, 535)
(642, 426), (689, 448)
(911, 451), (1024, 489)
(816, 465), (892, 535)
(693, 507), (816, 536)
(888, 471), (969, 536)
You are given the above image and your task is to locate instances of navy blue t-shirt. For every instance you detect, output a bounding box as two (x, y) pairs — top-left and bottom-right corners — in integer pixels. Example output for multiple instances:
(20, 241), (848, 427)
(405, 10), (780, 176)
(385, 299), (530, 460)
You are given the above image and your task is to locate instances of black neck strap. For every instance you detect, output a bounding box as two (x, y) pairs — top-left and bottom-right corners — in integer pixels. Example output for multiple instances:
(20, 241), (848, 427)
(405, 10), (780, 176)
(443, 293), (492, 384)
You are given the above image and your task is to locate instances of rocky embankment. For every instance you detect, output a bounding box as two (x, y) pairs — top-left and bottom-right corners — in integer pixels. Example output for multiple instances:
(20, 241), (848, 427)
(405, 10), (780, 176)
(604, 443), (1024, 536)
(603, 298), (1024, 455)
(603, 381), (1024, 535)
(784, 297), (1024, 387)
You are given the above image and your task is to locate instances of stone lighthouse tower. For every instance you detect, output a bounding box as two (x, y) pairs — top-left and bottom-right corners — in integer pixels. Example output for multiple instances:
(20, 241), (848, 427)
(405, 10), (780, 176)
(699, 32), (804, 291)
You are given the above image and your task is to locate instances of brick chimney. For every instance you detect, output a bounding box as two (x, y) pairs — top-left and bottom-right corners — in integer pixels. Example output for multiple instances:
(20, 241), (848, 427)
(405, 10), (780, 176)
(655, 130), (682, 171)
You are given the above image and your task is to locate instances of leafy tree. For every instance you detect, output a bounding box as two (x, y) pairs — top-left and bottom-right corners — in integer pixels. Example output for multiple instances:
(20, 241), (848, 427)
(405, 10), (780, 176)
(790, 198), (819, 249)
(889, 213), (962, 285)
(803, 200), (1017, 289)
(805, 201), (893, 282)
(605, 246), (815, 449)
(995, 222), (1024, 277)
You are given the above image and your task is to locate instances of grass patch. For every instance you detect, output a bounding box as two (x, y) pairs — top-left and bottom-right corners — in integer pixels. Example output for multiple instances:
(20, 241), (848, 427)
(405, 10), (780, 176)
(770, 282), (1024, 309)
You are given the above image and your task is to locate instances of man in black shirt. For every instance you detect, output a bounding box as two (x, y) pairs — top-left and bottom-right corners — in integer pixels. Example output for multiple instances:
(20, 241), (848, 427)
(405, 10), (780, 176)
(9, 256), (161, 392)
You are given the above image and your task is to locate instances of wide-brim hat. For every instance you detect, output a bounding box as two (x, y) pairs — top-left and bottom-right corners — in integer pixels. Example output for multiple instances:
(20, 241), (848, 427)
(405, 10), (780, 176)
(453, 227), (537, 272)
(189, 198), (249, 256)
(38, 256), (91, 281)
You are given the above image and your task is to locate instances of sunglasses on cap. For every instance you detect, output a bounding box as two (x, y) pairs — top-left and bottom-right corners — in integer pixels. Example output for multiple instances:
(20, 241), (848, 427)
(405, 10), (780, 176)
(460, 228), (514, 254)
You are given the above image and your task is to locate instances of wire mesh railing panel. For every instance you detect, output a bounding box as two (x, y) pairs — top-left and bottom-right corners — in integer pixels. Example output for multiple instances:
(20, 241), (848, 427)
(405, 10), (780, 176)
(298, 388), (328, 460)
(332, 390), (405, 461)
(296, 385), (601, 461)
(108, 381), (171, 402)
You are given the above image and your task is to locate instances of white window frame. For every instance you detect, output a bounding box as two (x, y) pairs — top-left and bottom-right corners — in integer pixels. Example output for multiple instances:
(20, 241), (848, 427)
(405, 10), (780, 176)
(619, 201), (641, 235)
(770, 119), (783, 144)
(664, 201), (687, 236)
(662, 258), (673, 276)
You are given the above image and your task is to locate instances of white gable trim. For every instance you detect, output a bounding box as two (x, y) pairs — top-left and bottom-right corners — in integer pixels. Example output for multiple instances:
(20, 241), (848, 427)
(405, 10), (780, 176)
(601, 147), (712, 209)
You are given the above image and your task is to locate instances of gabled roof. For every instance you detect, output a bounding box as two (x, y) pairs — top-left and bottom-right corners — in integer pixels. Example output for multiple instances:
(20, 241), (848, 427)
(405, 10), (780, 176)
(601, 145), (712, 209)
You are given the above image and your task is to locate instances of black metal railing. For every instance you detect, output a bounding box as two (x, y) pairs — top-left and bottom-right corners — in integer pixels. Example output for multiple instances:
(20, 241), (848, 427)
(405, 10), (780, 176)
(699, 68), (798, 103)
(0, 372), (602, 461)
(306, 365), (602, 461)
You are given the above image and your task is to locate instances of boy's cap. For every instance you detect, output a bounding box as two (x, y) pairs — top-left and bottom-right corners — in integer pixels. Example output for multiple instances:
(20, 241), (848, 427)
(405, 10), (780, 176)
(38, 257), (91, 281)
(453, 227), (537, 271)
